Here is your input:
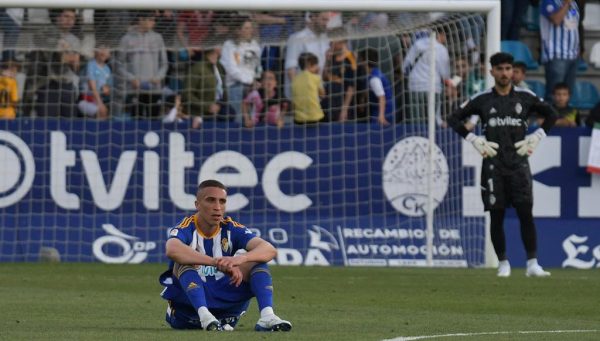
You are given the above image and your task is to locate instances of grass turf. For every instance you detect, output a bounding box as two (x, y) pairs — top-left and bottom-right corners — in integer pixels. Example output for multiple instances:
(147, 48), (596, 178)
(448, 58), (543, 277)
(0, 264), (598, 340)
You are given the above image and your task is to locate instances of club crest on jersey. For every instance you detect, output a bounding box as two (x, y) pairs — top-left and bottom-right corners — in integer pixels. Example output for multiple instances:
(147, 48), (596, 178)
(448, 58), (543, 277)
(221, 238), (230, 253)
(515, 103), (522, 114)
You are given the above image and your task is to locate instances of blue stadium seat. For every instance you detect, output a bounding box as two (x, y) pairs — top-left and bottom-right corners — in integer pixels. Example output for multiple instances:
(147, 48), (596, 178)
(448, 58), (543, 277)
(501, 40), (539, 70)
(577, 58), (588, 72)
(569, 81), (600, 110)
(522, 5), (540, 31)
(525, 80), (545, 99)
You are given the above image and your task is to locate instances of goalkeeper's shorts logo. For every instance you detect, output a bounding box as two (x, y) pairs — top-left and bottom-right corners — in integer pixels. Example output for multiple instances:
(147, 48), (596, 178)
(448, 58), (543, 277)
(382, 137), (449, 217)
(92, 223), (157, 263)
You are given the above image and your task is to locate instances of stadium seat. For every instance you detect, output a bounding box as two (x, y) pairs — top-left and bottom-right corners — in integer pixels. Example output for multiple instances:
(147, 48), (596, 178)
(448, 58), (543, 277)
(525, 80), (545, 99)
(583, 3), (600, 31)
(590, 42), (600, 69)
(501, 40), (539, 70)
(577, 58), (588, 72)
(522, 5), (540, 31)
(569, 81), (600, 110)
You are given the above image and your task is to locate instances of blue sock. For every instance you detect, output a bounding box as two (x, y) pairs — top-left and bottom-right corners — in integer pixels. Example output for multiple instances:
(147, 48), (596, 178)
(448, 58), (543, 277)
(250, 263), (274, 311)
(178, 269), (207, 310)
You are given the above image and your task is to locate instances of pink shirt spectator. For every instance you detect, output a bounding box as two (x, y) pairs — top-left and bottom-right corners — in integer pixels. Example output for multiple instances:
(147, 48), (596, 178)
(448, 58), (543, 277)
(243, 88), (282, 125)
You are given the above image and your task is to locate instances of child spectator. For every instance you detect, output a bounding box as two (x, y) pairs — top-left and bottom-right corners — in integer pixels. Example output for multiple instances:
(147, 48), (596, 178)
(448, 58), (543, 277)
(241, 70), (288, 128)
(0, 56), (19, 119)
(360, 48), (393, 126)
(552, 82), (580, 127)
(512, 61), (529, 89)
(321, 30), (357, 122)
(78, 45), (112, 119)
(292, 52), (325, 124)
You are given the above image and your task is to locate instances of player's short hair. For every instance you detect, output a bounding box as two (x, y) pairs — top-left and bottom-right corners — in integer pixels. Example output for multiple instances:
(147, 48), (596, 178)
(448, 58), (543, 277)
(360, 48), (379, 69)
(298, 52), (318, 70)
(490, 52), (514, 67)
(197, 180), (227, 196)
(512, 61), (527, 73)
(553, 82), (570, 94)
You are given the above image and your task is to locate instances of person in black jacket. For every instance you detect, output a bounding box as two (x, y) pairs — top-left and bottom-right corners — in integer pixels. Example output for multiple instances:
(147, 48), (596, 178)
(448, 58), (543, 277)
(448, 52), (557, 277)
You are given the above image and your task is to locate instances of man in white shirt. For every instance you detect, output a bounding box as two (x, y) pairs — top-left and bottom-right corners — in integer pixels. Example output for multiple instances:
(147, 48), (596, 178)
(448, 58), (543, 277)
(402, 29), (450, 125)
(284, 12), (330, 98)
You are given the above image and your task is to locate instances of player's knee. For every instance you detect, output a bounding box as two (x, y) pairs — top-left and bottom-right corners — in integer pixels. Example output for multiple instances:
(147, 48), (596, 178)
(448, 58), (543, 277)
(250, 263), (271, 276)
(172, 263), (196, 279)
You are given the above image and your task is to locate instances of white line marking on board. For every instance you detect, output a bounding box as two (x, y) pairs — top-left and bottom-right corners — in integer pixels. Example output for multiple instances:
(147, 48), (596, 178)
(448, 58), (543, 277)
(383, 329), (600, 341)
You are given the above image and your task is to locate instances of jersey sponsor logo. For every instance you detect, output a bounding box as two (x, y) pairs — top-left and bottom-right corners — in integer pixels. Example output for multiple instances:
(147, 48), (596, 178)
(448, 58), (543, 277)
(488, 117), (522, 127)
(198, 265), (219, 277)
(382, 137), (449, 216)
(92, 223), (157, 263)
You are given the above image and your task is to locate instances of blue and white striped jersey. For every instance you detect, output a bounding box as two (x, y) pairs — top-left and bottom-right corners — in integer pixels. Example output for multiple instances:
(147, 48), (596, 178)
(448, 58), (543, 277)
(540, 0), (580, 62)
(167, 215), (257, 283)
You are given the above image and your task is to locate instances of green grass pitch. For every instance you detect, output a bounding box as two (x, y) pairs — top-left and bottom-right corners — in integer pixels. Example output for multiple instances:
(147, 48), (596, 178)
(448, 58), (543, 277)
(0, 264), (598, 340)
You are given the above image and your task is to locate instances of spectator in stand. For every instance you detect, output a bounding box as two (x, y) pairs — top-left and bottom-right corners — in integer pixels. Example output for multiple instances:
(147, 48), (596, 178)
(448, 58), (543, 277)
(117, 11), (168, 119)
(78, 45), (112, 120)
(252, 12), (294, 72)
(0, 55), (20, 119)
(359, 48), (393, 126)
(402, 28), (450, 125)
(512, 61), (530, 89)
(292, 52), (325, 124)
(0, 8), (24, 54)
(219, 16), (262, 125)
(184, 47), (235, 128)
(154, 10), (177, 48)
(241, 70), (288, 128)
(24, 8), (81, 116)
(176, 11), (214, 60)
(321, 28), (357, 122)
(500, 0), (529, 40)
(540, 0), (580, 101)
(35, 48), (81, 117)
(284, 11), (330, 98)
(551, 82), (580, 127)
(94, 10), (131, 46)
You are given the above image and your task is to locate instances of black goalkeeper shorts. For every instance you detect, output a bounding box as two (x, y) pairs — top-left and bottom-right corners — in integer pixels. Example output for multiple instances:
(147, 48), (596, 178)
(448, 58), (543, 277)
(480, 159), (533, 211)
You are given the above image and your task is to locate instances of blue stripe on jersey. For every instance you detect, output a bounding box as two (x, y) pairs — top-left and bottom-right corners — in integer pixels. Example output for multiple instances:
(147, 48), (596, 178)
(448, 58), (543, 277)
(540, 0), (579, 62)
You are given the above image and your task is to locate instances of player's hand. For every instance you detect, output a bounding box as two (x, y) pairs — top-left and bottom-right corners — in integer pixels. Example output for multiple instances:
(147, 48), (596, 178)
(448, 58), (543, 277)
(466, 133), (499, 158)
(227, 266), (243, 287)
(514, 128), (545, 157)
(216, 256), (247, 271)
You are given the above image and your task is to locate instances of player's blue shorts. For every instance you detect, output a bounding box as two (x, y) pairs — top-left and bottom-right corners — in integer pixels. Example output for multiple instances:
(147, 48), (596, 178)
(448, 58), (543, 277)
(159, 270), (253, 329)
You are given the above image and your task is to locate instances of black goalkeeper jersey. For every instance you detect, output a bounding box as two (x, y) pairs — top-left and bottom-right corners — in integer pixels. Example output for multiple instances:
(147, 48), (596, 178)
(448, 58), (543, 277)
(448, 86), (557, 170)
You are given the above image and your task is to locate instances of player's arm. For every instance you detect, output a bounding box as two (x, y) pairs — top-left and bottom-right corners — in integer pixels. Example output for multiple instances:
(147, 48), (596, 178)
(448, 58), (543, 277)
(448, 97), (499, 158)
(216, 237), (276, 270)
(165, 238), (217, 266)
(514, 96), (558, 156)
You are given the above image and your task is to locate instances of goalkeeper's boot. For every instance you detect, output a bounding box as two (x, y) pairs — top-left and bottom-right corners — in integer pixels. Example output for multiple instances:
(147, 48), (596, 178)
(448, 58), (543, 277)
(497, 260), (511, 277)
(526, 264), (551, 277)
(255, 314), (292, 332)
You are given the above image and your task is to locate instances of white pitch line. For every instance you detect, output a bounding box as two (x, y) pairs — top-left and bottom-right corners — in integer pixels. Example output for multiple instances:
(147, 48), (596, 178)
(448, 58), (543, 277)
(383, 329), (600, 341)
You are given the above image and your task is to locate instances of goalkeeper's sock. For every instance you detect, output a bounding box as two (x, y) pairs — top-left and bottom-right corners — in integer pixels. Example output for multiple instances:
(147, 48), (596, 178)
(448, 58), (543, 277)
(178, 269), (208, 312)
(250, 263), (274, 312)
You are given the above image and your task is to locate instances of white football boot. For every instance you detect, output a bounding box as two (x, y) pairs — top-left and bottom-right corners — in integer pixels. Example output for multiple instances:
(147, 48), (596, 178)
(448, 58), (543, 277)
(255, 314), (292, 332)
(497, 260), (511, 277)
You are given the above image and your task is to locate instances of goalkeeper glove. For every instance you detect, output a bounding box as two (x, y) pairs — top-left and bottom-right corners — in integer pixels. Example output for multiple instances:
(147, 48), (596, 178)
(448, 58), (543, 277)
(466, 133), (499, 158)
(514, 128), (546, 156)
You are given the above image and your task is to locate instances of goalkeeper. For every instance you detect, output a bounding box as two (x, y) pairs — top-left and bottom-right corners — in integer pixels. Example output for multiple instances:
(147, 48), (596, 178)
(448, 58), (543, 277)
(158, 180), (292, 332)
(447, 52), (557, 278)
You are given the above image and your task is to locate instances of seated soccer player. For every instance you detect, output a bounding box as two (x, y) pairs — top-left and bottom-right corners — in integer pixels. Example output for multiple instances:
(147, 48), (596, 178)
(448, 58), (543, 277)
(158, 179), (292, 332)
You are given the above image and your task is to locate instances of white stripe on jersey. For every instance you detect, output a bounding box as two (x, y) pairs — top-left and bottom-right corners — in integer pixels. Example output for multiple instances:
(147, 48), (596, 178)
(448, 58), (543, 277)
(469, 88), (493, 101)
(211, 232), (225, 281)
(540, 1), (579, 62)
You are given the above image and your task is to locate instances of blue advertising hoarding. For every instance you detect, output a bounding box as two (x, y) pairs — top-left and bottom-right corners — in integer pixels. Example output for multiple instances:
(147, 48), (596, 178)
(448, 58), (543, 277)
(0, 120), (598, 268)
